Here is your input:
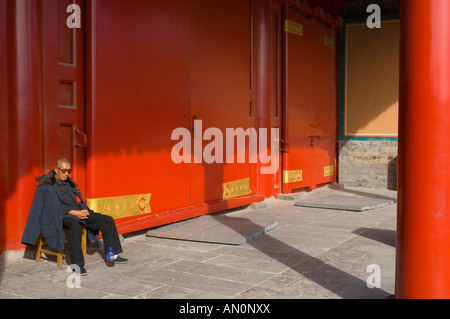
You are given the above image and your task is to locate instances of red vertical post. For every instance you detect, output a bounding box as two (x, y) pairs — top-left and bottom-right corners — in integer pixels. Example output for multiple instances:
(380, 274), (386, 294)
(396, 0), (450, 298)
(5, 0), (44, 251)
(254, 0), (272, 198)
(0, 0), (8, 254)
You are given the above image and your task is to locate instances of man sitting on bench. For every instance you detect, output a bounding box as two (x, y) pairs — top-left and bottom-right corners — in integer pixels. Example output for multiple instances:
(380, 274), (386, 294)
(22, 158), (127, 275)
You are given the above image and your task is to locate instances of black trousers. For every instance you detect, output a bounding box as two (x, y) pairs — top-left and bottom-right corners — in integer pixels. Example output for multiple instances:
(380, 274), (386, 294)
(63, 213), (123, 267)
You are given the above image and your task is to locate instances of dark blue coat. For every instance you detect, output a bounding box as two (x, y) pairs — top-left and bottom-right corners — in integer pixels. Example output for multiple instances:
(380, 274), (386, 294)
(21, 181), (66, 251)
(21, 171), (99, 250)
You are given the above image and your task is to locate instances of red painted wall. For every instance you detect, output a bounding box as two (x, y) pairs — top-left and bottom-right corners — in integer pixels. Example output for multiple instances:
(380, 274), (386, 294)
(87, 0), (263, 234)
(1, 0), (341, 253)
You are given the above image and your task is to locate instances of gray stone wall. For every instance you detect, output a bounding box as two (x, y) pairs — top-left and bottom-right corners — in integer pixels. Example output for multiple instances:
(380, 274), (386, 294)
(338, 140), (397, 190)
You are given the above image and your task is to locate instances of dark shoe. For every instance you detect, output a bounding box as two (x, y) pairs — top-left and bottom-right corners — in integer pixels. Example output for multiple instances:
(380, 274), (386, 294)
(115, 256), (128, 264)
(73, 265), (88, 276)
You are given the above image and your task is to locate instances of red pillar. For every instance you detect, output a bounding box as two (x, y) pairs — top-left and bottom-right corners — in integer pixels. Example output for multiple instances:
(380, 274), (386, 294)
(254, 0), (272, 199)
(0, 0), (7, 254)
(396, 0), (450, 298)
(4, 0), (44, 252)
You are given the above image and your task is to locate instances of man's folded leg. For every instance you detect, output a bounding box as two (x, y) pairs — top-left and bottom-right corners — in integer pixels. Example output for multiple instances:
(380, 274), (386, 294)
(63, 216), (88, 275)
(86, 212), (127, 264)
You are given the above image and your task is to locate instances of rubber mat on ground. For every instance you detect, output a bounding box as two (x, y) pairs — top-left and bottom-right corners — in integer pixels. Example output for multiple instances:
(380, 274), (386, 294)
(146, 215), (278, 245)
(295, 193), (394, 212)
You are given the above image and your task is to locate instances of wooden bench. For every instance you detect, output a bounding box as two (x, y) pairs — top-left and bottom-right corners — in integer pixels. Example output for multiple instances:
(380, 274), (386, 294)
(35, 226), (87, 267)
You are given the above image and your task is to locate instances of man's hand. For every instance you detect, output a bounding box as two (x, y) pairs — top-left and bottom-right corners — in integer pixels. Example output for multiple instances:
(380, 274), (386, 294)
(69, 209), (90, 220)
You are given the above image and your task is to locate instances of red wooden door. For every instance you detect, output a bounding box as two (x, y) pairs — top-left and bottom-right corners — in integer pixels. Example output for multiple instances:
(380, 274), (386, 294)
(42, 0), (86, 194)
(312, 22), (337, 186)
(282, 7), (336, 193)
(282, 8), (315, 193)
(88, 0), (191, 215)
(189, 0), (254, 205)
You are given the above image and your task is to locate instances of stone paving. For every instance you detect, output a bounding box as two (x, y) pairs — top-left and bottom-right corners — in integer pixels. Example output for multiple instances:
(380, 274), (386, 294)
(0, 186), (397, 299)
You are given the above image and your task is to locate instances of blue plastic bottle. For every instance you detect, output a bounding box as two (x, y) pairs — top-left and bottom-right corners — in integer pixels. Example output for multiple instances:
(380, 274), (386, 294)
(105, 246), (116, 267)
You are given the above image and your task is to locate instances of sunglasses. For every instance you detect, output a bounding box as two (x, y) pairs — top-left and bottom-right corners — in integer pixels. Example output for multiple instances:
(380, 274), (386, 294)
(57, 167), (73, 174)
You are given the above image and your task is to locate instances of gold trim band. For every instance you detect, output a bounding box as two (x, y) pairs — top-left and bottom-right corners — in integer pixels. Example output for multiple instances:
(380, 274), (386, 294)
(284, 20), (303, 36)
(324, 165), (335, 177)
(283, 170), (303, 184)
(324, 35), (334, 48)
(86, 194), (151, 219)
(222, 178), (251, 200)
